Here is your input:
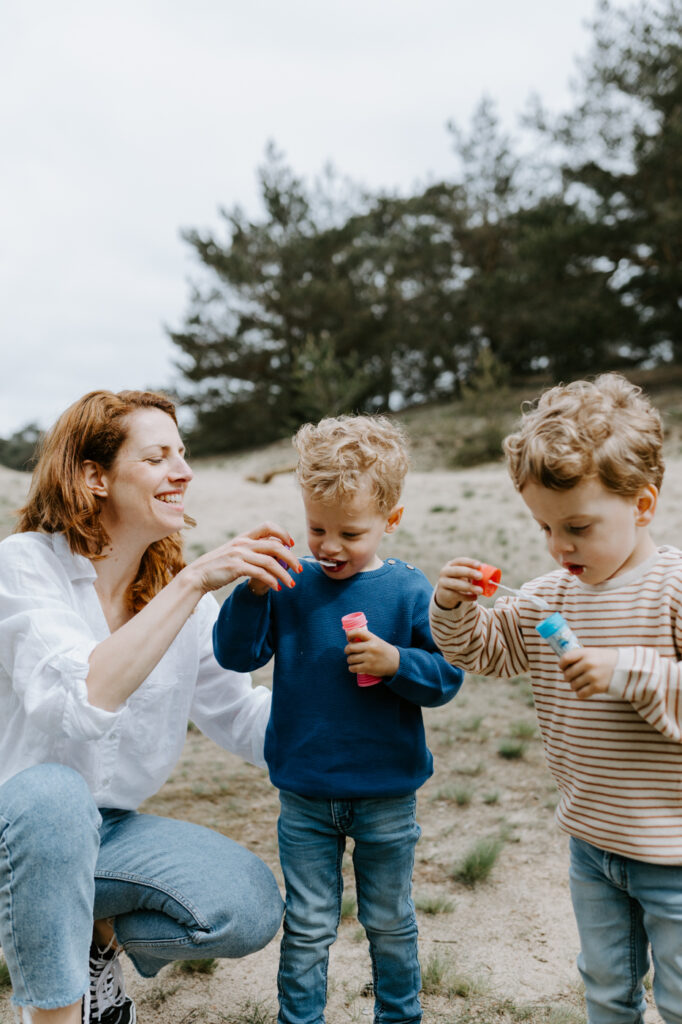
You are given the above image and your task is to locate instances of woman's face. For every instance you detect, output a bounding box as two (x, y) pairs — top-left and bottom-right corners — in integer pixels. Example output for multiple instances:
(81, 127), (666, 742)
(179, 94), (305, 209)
(94, 408), (193, 547)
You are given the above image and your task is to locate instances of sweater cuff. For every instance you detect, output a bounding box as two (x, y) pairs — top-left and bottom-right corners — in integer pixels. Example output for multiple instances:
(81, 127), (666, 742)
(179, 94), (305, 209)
(429, 593), (469, 622)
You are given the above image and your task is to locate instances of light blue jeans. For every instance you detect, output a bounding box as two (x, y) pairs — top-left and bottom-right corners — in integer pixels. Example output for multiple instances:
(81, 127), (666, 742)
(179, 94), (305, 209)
(569, 836), (682, 1024)
(277, 789), (422, 1024)
(0, 764), (283, 1011)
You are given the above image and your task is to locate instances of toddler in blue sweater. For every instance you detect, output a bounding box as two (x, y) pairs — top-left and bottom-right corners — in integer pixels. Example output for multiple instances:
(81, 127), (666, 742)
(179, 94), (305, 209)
(213, 414), (463, 1024)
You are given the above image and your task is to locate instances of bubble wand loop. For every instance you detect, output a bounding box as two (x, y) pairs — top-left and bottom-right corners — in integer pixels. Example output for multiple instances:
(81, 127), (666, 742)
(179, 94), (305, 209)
(477, 563), (549, 611)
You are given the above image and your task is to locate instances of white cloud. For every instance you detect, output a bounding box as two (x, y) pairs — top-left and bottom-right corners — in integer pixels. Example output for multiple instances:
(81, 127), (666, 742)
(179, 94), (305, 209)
(0, 0), (599, 433)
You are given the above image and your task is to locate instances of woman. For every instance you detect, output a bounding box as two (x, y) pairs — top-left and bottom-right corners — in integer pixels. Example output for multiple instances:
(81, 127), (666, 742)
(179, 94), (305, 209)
(0, 390), (300, 1024)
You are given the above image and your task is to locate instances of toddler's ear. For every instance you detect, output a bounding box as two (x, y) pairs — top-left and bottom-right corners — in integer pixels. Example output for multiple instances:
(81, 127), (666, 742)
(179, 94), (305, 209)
(385, 506), (404, 533)
(634, 484), (658, 526)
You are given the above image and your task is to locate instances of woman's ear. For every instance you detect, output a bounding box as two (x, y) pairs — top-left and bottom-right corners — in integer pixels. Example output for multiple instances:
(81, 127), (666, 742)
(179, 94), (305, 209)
(82, 460), (108, 498)
(634, 484), (658, 526)
(385, 506), (404, 534)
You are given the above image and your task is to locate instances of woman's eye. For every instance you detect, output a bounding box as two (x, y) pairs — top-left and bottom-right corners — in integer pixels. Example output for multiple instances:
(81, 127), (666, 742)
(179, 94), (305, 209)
(146, 457), (163, 464)
(569, 525), (589, 535)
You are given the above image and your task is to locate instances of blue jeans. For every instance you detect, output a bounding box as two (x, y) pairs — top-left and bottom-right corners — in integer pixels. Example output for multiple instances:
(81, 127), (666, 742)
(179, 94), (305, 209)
(569, 836), (682, 1024)
(277, 790), (421, 1024)
(0, 764), (283, 1011)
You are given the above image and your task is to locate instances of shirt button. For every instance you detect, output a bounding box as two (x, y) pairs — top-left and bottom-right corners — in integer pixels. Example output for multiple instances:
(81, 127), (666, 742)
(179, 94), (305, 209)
(387, 559), (396, 564)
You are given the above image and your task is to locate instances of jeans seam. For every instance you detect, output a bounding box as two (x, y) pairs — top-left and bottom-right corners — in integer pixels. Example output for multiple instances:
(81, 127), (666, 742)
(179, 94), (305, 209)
(94, 870), (210, 931)
(0, 817), (29, 1000)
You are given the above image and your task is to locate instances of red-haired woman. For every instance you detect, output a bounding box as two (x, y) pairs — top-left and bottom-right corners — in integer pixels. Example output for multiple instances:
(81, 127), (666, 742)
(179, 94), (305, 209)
(0, 391), (300, 1024)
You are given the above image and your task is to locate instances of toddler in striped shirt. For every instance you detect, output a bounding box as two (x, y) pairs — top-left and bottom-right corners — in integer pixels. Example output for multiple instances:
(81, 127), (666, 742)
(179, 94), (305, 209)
(430, 373), (682, 1024)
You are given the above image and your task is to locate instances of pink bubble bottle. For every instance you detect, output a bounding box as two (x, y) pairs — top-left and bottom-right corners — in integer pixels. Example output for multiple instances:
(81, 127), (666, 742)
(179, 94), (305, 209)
(341, 612), (382, 687)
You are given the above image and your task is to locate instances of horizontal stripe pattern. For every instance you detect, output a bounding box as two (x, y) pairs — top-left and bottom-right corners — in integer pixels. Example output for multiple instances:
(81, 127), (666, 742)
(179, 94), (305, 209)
(430, 547), (682, 863)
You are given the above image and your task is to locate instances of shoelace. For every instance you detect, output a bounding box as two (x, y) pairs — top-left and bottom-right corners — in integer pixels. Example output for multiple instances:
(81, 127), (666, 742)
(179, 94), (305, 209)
(90, 941), (126, 1021)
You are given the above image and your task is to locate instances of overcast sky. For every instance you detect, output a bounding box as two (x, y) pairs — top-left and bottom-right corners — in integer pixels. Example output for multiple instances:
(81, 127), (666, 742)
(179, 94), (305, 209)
(0, 0), (602, 435)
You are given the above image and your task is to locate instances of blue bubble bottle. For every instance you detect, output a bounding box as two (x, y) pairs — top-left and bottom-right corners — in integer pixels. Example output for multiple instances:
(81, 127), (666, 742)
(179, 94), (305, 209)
(536, 612), (581, 658)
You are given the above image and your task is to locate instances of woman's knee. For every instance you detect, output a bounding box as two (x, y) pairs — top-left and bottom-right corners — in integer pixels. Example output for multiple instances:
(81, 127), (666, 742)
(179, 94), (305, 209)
(0, 764), (99, 860)
(232, 857), (283, 953)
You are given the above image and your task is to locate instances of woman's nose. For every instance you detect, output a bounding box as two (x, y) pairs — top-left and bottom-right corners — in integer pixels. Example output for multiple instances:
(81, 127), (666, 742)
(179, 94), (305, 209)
(170, 456), (193, 482)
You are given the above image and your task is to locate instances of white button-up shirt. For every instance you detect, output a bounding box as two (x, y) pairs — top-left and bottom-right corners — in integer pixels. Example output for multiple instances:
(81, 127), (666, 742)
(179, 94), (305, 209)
(0, 532), (271, 808)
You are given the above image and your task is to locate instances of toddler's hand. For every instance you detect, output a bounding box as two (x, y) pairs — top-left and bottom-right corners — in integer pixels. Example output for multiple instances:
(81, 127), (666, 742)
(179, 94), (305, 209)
(560, 646), (618, 699)
(434, 558), (484, 610)
(344, 629), (400, 679)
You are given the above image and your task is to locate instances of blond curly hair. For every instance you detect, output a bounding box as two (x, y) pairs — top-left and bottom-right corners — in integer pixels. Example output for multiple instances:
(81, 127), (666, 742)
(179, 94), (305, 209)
(293, 414), (409, 513)
(504, 373), (664, 496)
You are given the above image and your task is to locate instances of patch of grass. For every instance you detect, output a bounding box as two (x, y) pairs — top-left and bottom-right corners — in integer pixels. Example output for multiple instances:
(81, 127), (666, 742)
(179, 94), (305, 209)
(420, 952), (487, 998)
(340, 894), (357, 921)
(547, 1006), (586, 1024)
(414, 892), (454, 914)
(429, 504), (458, 513)
(482, 791), (500, 805)
(451, 837), (503, 886)
(458, 715), (484, 733)
(420, 951), (451, 995)
(498, 739), (528, 760)
(175, 957), (219, 975)
(139, 981), (181, 1008)
(0, 958), (11, 991)
(432, 784), (473, 807)
(509, 720), (537, 740)
(453, 761), (484, 777)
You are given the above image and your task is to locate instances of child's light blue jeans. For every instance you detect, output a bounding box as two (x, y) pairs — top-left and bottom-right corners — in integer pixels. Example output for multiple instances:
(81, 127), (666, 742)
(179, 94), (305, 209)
(569, 836), (682, 1024)
(277, 789), (422, 1024)
(0, 763), (283, 1012)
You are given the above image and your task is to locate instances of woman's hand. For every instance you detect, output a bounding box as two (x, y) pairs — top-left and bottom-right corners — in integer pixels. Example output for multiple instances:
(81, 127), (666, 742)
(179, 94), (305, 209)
(434, 557), (484, 610)
(184, 522), (302, 596)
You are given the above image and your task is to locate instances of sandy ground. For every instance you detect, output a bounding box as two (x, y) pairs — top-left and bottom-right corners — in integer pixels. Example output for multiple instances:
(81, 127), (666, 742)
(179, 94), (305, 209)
(3, 445), (682, 1023)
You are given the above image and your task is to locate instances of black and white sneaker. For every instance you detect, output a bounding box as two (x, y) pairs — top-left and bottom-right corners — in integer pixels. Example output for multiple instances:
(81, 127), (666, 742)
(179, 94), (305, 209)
(85, 940), (136, 1024)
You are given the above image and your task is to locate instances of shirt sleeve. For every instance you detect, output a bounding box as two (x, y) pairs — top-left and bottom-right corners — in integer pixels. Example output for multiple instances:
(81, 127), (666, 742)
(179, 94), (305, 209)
(190, 593), (272, 768)
(0, 536), (120, 739)
(609, 643), (682, 743)
(384, 576), (464, 707)
(212, 581), (276, 671)
(429, 592), (530, 679)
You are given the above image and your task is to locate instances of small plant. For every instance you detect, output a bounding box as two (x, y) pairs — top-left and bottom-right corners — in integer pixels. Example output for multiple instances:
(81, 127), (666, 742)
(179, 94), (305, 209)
(0, 957), (11, 991)
(482, 791), (500, 805)
(458, 715), (483, 733)
(176, 957), (219, 975)
(420, 952), (487, 998)
(420, 952), (450, 995)
(433, 784), (472, 807)
(454, 761), (484, 777)
(340, 894), (357, 921)
(547, 1006), (586, 1024)
(509, 720), (537, 740)
(414, 892), (454, 914)
(451, 837), (503, 886)
(139, 981), (181, 1008)
(497, 739), (527, 760)
(230, 999), (277, 1024)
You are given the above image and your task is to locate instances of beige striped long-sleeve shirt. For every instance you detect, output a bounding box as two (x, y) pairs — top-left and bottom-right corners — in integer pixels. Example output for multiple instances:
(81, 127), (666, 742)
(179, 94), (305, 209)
(429, 546), (682, 864)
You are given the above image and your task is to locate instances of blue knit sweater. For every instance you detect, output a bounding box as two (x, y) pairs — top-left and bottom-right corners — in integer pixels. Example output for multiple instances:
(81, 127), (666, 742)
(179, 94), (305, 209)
(213, 558), (464, 798)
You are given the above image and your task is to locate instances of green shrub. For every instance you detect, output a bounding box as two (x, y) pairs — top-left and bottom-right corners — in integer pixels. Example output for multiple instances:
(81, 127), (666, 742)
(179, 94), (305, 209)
(451, 838), (503, 886)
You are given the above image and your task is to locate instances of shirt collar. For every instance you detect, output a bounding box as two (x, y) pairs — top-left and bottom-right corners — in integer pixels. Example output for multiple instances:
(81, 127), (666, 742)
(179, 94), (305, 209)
(51, 532), (98, 583)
